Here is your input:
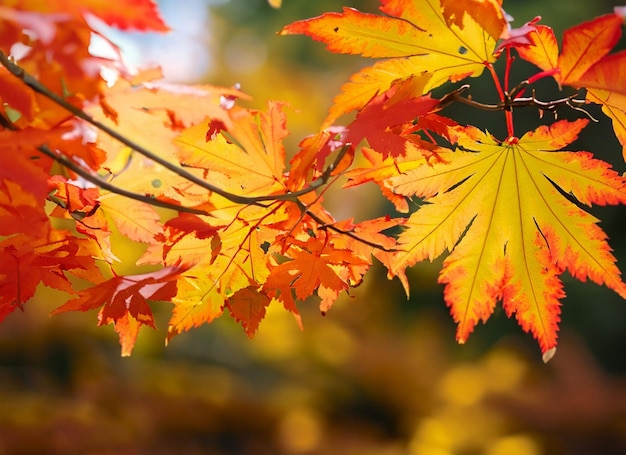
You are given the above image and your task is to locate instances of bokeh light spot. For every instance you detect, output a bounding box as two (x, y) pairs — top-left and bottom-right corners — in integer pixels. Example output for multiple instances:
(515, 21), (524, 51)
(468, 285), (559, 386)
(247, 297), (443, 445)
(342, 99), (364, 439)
(439, 364), (486, 406)
(485, 434), (541, 455)
(311, 322), (354, 365)
(482, 349), (528, 393)
(276, 408), (323, 454)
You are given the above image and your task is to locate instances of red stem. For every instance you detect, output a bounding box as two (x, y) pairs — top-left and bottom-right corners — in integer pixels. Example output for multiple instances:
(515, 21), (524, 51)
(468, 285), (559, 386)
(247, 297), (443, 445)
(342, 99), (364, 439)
(505, 48), (513, 95)
(487, 63), (514, 138)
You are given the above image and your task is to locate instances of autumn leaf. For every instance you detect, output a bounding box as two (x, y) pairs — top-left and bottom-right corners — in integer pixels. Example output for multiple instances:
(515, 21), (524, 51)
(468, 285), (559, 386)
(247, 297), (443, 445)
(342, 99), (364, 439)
(440, 0), (506, 41)
(0, 227), (105, 321)
(264, 237), (368, 314)
(145, 209), (279, 342)
(330, 216), (404, 280)
(176, 101), (289, 197)
(513, 25), (559, 73)
(14, 0), (169, 31)
(390, 120), (626, 358)
(88, 80), (247, 208)
(224, 286), (272, 338)
(556, 14), (622, 87)
(0, 180), (48, 238)
(343, 81), (440, 158)
(98, 197), (163, 244)
(0, 67), (37, 121)
(52, 267), (182, 356)
(281, 0), (505, 124)
(514, 13), (626, 158)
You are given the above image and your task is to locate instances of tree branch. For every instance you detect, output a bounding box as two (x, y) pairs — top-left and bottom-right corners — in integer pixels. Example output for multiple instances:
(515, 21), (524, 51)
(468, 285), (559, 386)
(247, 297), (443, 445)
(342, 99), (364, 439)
(438, 83), (595, 120)
(37, 145), (209, 215)
(0, 51), (343, 206)
(0, 52), (388, 251)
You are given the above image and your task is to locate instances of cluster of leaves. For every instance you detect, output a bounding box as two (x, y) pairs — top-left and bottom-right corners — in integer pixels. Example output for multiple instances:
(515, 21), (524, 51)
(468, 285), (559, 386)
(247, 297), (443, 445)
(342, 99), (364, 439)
(1, 0), (625, 360)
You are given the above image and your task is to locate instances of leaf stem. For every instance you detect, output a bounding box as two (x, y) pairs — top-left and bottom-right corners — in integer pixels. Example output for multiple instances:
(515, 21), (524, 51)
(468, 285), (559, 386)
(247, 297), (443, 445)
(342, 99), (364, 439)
(488, 62), (514, 137)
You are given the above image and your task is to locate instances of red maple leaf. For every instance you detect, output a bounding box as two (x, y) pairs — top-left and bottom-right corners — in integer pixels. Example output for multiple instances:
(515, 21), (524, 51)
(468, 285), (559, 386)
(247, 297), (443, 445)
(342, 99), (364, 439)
(51, 267), (183, 355)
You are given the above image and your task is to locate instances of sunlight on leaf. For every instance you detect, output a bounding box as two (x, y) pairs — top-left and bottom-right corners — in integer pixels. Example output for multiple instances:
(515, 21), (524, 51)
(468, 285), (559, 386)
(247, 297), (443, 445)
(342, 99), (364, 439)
(390, 120), (626, 355)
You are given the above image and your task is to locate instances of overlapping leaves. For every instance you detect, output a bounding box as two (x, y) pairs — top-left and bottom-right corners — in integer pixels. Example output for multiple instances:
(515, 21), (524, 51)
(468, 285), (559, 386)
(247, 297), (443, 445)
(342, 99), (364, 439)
(1, 0), (625, 359)
(280, 0), (506, 125)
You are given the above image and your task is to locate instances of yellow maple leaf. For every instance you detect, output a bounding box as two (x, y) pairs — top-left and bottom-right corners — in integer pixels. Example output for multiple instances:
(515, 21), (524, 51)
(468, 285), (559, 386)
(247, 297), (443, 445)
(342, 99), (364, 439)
(390, 119), (626, 358)
(280, 0), (505, 125)
(175, 101), (289, 198)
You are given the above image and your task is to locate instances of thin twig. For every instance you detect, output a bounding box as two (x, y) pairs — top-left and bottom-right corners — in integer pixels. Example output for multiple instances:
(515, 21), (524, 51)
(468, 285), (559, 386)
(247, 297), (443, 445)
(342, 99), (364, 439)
(37, 145), (209, 215)
(0, 51), (342, 205)
(438, 82), (595, 120)
(0, 52), (394, 251)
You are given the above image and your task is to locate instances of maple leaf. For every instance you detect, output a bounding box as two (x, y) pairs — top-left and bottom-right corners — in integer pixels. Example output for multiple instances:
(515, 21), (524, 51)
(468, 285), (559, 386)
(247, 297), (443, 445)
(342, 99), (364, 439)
(98, 197), (163, 244)
(0, 227), (105, 321)
(0, 180), (48, 238)
(0, 67), (37, 122)
(69, 0), (169, 32)
(343, 80), (440, 158)
(48, 177), (120, 263)
(89, 80), (248, 207)
(440, 0), (506, 41)
(330, 216), (404, 280)
(144, 210), (278, 342)
(264, 237), (368, 315)
(224, 286), (272, 338)
(514, 13), (626, 158)
(280, 0), (505, 125)
(138, 100), (326, 341)
(12, 0), (169, 32)
(51, 267), (182, 356)
(390, 120), (626, 358)
(176, 101), (289, 197)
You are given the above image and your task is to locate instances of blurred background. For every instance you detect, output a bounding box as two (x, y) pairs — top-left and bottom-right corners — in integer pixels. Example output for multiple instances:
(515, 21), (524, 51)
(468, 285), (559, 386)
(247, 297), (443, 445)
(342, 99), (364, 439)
(1, 0), (626, 453)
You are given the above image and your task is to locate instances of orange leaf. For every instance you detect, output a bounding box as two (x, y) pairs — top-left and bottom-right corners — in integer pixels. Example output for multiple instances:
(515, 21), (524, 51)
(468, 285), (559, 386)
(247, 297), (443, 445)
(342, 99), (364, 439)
(112, 312), (142, 357)
(0, 227), (104, 321)
(99, 197), (163, 244)
(0, 180), (48, 238)
(514, 25), (559, 73)
(176, 101), (289, 197)
(52, 267), (181, 355)
(225, 286), (271, 338)
(0, 67), (37, 121)
(264, 237), (367, 314)
(514, 14), (626, 161)
(77, 0), (169, 31)
(557, 13), (622, 86)
(16, 0), (169, 31)
(576, 51), (626, 96)
(440, 0), (506, 41)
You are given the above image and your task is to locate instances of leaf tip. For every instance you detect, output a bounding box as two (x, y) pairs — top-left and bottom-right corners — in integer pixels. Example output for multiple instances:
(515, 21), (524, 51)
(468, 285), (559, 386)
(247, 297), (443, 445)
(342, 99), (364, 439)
(542, 347), (557, 363)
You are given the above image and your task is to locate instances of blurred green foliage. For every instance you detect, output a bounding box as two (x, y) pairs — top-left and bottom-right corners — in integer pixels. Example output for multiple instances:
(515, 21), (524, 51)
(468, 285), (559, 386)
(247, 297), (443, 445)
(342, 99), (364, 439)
(1, 1), (625, 454)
